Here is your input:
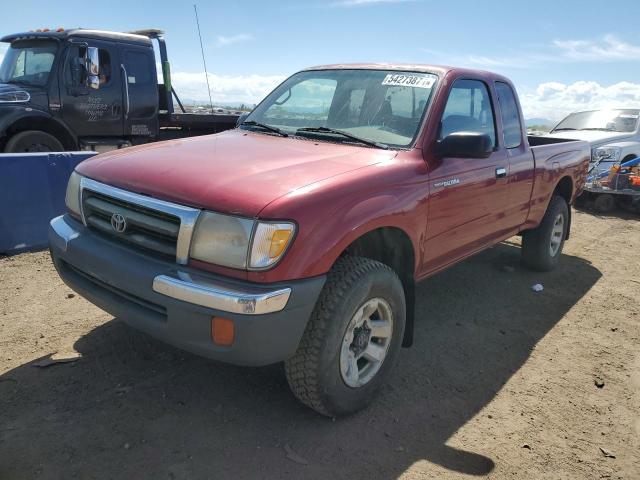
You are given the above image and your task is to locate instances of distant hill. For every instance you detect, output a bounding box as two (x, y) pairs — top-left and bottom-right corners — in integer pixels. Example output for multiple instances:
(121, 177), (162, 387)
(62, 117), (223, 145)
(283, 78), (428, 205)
(525, 118), (555, 128)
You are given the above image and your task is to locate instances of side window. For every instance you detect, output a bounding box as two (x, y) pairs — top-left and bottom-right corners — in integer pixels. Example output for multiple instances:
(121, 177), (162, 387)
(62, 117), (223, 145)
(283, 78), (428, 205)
(98, 49), (112, 86)
(495, 82), (522, 148)
(66, 45), (112, 87)
(440, 79), (496, 148)
(124, 51), (152, 86)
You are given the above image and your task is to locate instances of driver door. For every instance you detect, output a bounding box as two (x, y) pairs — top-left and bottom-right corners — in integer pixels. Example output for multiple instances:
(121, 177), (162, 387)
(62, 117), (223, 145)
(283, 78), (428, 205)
(60, 40), (123, 138)
(423, 79), (511, 273)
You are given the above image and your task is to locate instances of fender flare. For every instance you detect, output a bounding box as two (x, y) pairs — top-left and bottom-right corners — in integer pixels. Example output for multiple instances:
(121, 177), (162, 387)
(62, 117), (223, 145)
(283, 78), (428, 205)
(0, 108), (77, 150)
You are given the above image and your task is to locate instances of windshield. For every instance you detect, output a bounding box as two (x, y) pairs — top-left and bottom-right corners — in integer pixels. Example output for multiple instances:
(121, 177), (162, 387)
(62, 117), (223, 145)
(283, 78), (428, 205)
(244, 69), (438, 148)
(0, 40), (58, 87)
(552, 109), (640, 133)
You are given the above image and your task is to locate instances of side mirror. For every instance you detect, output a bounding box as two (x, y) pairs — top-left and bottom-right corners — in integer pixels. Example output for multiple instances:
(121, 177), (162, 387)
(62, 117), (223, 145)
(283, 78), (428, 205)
(435, 132), (493, 158)
(236, 112), (249, 127)
(85, 47), (100, 90)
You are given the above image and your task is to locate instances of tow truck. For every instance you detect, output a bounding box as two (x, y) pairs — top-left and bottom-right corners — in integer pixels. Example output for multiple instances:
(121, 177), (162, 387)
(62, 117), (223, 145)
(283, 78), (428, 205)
(0, 28), (240, 152)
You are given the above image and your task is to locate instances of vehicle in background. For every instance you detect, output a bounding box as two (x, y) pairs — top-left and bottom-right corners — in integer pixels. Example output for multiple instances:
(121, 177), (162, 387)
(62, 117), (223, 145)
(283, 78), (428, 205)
(0, 28), (239, 153)
(580, 156), (640, 213)
(49, 64), (590, 416)
(546, 109), (640, 167)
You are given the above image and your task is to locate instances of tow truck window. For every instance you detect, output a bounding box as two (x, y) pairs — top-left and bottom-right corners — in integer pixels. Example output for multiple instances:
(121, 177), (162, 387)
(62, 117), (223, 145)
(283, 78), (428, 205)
(440, 79), (496, 148)
(495, 81), (522, 148)
(65, 46), (112, 87)
(0, 40), (57, 87)
(246, 69), (438, 148)
(124, 51), (152, 86)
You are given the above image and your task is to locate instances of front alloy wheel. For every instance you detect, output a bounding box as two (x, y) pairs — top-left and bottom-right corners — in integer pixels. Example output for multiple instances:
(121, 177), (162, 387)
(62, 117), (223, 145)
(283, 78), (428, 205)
(285, 256), (406, 417)
(340, 297), (394, 388)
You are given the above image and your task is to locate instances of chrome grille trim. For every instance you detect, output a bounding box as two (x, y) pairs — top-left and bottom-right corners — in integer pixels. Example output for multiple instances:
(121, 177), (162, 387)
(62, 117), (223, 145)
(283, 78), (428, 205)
(79, 177), (201, 264)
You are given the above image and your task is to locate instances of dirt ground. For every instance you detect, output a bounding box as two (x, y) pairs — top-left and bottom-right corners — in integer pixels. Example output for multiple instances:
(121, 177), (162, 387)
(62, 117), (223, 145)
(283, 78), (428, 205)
(1, 209), (638, 480)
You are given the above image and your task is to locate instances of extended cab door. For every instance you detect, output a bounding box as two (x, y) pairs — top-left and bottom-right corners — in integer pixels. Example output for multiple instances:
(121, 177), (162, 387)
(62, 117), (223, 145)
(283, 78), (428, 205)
(60, 40), (123, 137)
(494, 81), (534, 229)
(119, 45), (159, 137)
(424, 79), (511, 271)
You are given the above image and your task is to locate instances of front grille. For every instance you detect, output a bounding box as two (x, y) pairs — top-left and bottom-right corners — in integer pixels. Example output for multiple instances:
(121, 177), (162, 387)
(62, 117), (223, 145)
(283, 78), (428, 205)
(82, 190), (180, 258)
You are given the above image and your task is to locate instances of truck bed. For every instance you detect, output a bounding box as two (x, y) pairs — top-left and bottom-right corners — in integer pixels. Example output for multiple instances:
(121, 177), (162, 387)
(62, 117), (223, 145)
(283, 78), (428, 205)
(526, 135), (591, 227)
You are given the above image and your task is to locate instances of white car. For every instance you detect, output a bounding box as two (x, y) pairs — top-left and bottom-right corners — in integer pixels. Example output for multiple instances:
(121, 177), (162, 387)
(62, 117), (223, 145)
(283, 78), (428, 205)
(546, 109), (640, 165)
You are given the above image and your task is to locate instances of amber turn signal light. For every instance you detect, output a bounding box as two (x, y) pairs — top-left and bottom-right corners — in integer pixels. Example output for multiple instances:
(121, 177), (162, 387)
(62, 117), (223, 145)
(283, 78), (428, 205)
(211, 317), (235, 346)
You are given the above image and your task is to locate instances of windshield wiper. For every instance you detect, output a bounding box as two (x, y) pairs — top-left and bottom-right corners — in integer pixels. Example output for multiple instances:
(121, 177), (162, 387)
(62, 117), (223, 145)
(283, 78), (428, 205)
(241, 120), (288, 137)
(296, 126), (389, 149)
(580, 127), (616, 132)
(552, 128), (578, 131)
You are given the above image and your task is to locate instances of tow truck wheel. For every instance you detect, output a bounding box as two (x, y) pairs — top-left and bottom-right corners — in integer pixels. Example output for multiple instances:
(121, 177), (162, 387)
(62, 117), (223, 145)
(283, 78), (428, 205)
(285, 256), (406, 417)
(593, 193), (616, 213)
(521, 195), (569, 272)
(4, 130), (65, 153)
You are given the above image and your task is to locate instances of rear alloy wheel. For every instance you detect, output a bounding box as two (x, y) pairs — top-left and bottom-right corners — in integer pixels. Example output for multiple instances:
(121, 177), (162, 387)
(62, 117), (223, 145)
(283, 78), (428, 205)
(285, 256), (405, 417)
(4, 130), (64, 153)
(521, 195), (569, 272)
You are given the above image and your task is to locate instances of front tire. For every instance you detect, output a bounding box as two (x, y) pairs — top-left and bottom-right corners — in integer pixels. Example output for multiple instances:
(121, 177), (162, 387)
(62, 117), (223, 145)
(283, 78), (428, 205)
(521, 195), (569, 272)
(4, 130), (65, 153)
(285, 256), (406, 417)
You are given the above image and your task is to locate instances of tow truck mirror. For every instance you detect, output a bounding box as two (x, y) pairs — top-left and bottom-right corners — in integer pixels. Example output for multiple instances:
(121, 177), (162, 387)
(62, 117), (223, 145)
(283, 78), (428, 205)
(85, 47), (100, 90)
(436, 132), (493, 159)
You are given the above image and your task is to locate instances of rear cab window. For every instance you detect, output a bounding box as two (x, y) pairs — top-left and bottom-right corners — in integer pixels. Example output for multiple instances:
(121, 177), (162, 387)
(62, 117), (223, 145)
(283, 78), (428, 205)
(495, 82), (523, 148)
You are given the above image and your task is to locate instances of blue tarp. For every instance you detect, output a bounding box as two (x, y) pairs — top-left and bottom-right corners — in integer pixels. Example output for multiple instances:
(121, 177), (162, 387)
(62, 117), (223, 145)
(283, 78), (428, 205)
(0, 152), (96, 254)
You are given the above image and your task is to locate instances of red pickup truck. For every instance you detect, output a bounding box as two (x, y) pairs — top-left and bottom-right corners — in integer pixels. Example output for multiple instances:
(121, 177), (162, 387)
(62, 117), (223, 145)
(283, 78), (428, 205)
(49, 64), (589, 416)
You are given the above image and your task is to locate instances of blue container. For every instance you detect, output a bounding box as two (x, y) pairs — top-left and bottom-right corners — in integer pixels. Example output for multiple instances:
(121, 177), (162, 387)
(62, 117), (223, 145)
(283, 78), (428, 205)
(0, 152), (96, 254)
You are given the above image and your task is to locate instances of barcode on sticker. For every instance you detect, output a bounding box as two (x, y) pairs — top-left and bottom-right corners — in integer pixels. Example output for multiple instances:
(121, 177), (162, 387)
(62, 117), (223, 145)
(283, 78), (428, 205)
(382, 74), (436, 89)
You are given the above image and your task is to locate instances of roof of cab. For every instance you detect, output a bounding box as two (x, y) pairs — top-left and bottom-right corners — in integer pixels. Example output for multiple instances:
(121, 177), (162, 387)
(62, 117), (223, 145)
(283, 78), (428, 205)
(1, 29), (152, 46)
(301, 63), (513, 84)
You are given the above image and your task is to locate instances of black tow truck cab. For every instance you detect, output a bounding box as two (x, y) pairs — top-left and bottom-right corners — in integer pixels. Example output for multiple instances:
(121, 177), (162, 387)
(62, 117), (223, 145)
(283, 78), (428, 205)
(0, 28), (240, 153)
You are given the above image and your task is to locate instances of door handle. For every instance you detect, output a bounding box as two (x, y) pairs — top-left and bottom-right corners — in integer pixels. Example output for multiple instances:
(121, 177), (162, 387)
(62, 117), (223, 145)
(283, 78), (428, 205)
(495, 167), (507, 178)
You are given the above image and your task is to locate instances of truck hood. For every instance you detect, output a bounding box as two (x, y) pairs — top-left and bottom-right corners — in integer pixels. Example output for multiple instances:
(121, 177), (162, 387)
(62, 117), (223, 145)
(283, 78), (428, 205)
(545, 129), (633, 147)
(76, 129), (397, 217)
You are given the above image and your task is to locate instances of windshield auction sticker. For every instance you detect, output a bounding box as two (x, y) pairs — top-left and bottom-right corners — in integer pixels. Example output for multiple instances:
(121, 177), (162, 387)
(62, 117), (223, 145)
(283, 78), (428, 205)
(382, 73), (436, 89)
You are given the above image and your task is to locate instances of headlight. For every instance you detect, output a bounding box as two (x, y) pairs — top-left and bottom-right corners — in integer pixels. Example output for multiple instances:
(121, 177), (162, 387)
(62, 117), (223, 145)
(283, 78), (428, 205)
(249, 222), (296, 269)
(190, 212), (254, 269)
(65, 171), (82, 216)
(592, 146), (621, 163)
(190, 212), (296, 270)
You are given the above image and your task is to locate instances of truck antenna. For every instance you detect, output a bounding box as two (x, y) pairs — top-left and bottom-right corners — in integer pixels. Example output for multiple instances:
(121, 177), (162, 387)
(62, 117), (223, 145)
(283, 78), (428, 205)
(193, 4), (215, 113)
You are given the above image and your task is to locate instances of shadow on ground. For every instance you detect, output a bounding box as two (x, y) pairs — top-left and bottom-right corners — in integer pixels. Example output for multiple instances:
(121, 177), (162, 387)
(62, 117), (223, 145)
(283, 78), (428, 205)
(0, 243), (601, 479)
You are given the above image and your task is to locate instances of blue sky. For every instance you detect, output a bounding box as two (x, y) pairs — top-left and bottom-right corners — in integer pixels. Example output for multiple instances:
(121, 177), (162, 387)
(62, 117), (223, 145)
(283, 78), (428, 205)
(2, 0), (640, 120)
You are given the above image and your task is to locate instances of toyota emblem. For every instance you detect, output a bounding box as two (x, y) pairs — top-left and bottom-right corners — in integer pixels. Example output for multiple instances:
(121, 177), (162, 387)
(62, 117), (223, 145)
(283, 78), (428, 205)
(110, 213), (127, 233)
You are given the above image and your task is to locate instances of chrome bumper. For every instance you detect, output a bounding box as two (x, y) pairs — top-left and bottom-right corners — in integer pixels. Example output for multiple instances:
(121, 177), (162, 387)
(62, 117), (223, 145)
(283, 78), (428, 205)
(50, 215), (291, 315)
(152, 274), (291, 314)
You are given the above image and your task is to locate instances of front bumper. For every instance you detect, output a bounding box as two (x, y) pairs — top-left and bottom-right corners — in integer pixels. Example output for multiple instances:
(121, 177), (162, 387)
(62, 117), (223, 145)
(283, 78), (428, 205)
(49, 215), (325, 366)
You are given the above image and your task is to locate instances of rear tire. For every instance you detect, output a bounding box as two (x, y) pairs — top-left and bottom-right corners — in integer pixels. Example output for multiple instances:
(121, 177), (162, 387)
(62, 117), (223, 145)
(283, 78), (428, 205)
(521, 195), (569, 272)
(4, 130), (64, 153)
(593, 193), (615, 213)
(285, 256), (406, 417)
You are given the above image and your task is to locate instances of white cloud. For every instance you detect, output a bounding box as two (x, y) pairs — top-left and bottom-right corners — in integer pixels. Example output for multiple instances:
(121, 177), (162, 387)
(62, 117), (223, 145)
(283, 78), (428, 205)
(330, 0), (413, 7)
(519, 80), (640, 121)
(171, 71), (285, 105)
(553, 34), (640, 61)
(426, 34), (640, 71)
(214, 34), (253, 48)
